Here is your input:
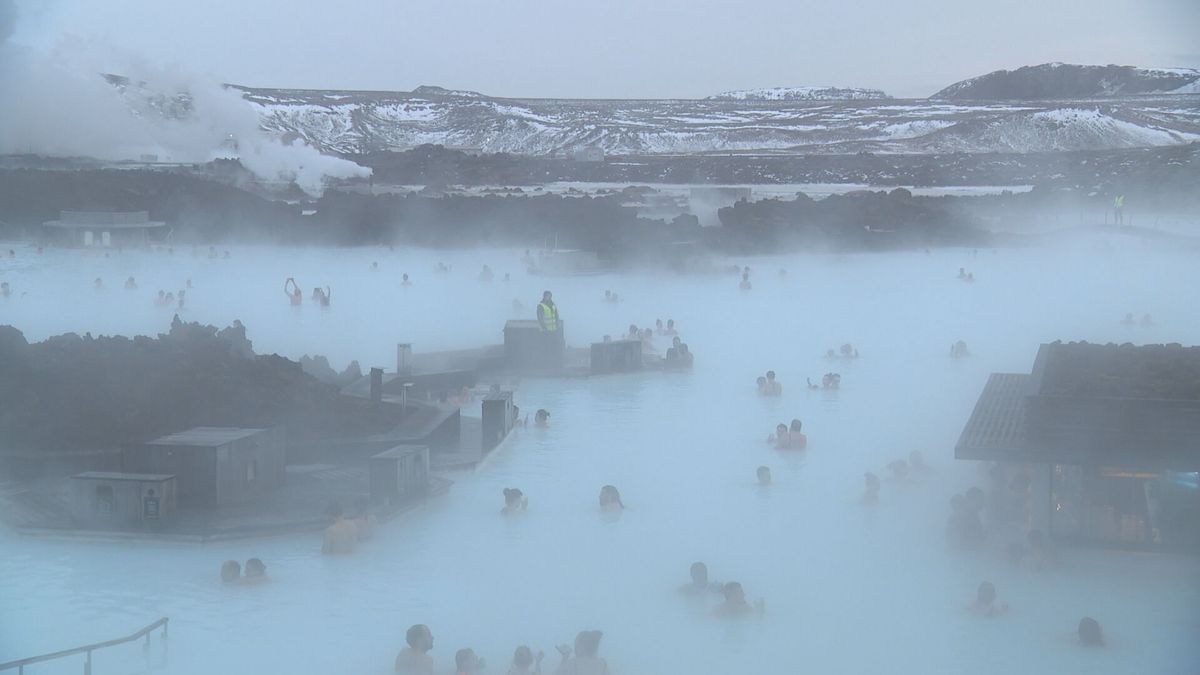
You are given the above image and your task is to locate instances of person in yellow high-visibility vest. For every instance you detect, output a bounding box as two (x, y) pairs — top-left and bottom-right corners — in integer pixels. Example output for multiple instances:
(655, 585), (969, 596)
(1114, 195), (1125, 226)
(536, 290), (559, 332)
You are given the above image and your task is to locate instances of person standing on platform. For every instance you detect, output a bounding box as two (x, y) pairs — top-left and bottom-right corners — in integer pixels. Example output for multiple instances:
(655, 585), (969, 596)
(537, 291), (560, 333)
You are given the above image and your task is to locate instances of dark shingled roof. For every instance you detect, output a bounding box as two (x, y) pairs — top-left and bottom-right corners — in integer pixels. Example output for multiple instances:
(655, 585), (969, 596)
(957, 359), (1200, 468)
(955, 374), (1033, 461)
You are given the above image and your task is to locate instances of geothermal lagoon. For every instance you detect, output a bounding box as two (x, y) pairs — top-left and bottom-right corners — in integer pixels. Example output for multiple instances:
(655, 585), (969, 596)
(1, 238), (1198, 675)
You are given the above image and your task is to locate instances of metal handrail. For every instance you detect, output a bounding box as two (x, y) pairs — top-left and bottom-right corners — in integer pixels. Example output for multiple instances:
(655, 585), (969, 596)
(0, 617), (168, 674)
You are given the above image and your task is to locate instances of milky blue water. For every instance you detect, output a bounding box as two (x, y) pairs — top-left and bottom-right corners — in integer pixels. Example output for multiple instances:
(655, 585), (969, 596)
(1, 237), (1198, 674)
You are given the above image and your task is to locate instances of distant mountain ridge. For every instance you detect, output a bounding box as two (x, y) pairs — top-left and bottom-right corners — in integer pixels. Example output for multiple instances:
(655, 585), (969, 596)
(707, 86), (890, 101)
(934, 63), (1200, 100)
(237, 84), (1198, 157)
(86, 65), (1200, 158)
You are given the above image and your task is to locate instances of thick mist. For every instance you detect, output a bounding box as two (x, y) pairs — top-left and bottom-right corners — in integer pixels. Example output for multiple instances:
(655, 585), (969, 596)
(1, 237), (1198, 674)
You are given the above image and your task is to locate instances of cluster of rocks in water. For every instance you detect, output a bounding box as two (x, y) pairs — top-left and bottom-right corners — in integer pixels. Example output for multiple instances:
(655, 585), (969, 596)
(0, 317), (383, 455)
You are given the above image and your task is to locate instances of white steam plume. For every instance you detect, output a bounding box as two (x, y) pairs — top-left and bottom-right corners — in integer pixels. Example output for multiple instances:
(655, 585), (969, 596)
(0, 0), (369, 195)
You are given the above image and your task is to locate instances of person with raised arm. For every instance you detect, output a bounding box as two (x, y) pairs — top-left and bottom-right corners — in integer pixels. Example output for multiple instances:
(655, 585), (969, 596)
(284, 278), (302, 306)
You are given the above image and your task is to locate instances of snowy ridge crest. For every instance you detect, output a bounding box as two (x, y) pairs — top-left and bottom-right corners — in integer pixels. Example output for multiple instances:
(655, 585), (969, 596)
(706, 86), (890, 101)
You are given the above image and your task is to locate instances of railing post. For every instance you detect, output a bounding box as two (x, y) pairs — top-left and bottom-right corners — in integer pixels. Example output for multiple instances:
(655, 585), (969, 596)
(161, 619), (169, 669)
(84, 650), (91, 675)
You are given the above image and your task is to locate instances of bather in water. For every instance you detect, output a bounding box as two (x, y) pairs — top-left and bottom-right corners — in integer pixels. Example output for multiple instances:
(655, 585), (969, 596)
(967, 581), (1007, 617)
(554, 630), (608, 675)
(767, 423), (789, 448)
(679, 561), (722, 596)
(712, 581), (764, 618)
(395, 624), (435, 674)
(787, 419), (807, 448)
(862, 472), (880, 504)
(762, 370), (782, 396)
(756, 466), (772, 486)
(455, 648), (483, 674)
(951, 340), (970, 358)
(1078, 617), (1105, 647)
(242, 558), (269, 584)
(220, 560), (241, 584)
(502, 488), (528, 515)
(599, 485), (624, 512)
(886, 458), (910, 481)
(284, 278), (302, 305)
(506, 645), (543, 675)
(321, 503), (357, 555)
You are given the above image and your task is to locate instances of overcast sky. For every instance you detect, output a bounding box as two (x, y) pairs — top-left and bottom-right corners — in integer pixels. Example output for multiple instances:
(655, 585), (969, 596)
(10, 0), (1199, 98)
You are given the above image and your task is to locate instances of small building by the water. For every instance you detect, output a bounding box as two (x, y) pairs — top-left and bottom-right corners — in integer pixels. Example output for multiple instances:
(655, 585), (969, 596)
(122, 427), (285, 508)
(955, 342), (1200, 551)
(481, 390), (516, 451)
(369, 445), (429, 506)
(42, 211), (167, 248)
(69, 472), (177, 530)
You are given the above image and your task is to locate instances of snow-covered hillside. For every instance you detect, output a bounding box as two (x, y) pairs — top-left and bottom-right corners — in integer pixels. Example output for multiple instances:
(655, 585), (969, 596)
(706, 86), (890, 101)
(934, 63), (1200, 100)
(236, 83), (1200, 157)
(904, 107), (1200, 154)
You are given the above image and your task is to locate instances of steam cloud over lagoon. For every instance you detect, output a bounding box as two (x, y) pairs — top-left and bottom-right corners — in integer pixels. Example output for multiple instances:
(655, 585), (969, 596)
(0, 1), (1199, 674)
(0, 0), (368, 195)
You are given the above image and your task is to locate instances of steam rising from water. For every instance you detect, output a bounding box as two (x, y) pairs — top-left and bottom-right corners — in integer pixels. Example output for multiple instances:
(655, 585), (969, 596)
(0, 239), (1198, 674)
(0, 0), (368, 195)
